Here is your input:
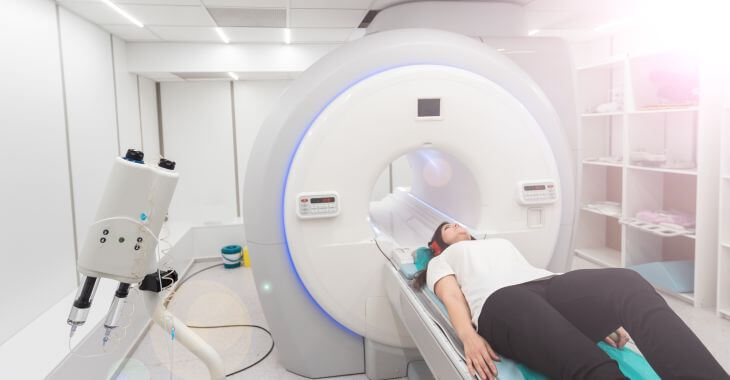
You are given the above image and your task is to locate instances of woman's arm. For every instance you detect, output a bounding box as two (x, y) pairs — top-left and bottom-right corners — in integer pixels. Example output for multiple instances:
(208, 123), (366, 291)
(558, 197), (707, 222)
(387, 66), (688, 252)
(434, 275), (500, 380)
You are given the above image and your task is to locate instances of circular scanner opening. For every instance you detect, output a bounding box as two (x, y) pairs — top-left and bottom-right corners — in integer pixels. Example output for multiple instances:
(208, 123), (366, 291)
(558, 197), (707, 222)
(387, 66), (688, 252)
(368, 147), (481, 249)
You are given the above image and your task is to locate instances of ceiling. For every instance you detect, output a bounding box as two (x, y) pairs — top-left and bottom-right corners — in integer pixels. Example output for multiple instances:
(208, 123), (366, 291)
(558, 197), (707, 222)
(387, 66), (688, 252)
(56, 0), (636, 45)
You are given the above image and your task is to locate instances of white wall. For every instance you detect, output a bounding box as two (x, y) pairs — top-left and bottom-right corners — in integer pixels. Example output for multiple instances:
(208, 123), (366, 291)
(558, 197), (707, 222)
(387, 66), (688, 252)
(112, 36), (143, 153)
(0, 0), (77, 345)
(139, 77), (161, 160)
(233, 80), (290, 215)
(59, 7), (120, 251)
(161, 81), (238, 230)
(0, 0), (161, 368)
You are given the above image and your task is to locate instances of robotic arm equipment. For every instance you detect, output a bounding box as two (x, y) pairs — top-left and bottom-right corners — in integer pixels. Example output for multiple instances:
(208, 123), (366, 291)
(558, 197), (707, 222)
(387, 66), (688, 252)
(65, 149), (225, 380)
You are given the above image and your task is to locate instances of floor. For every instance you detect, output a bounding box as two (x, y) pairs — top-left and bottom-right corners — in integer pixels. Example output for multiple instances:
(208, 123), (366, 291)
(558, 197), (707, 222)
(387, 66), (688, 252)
(118, 259), (730, 379)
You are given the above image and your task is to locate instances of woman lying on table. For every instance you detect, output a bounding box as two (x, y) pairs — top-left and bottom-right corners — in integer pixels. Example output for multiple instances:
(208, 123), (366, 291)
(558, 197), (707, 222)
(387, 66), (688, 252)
(412, 222), (728, 380)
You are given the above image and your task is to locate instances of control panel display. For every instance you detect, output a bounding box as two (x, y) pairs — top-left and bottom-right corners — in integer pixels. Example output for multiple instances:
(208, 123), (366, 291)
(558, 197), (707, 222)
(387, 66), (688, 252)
(311, 197), (335, 204)
(297, 192), (340, 219)
(517, 180), (558, 205)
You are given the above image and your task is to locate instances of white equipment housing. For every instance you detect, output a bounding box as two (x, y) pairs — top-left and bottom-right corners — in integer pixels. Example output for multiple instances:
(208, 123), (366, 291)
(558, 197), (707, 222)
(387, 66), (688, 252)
(244, 6), (578, 378)
(77, 157), (178, 283)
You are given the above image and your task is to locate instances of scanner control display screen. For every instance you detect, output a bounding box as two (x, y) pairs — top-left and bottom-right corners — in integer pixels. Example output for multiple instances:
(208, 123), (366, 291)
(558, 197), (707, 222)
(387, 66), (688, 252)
(418, 98), (441, 117)
(311, 197), (335, 204)
(524, 185), (547, 191)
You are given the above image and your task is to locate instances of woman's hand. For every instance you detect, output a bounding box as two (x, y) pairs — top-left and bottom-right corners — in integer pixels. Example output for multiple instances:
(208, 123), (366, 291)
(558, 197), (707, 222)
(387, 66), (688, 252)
(604, 326), (631, 349)
(461, 330), (500, 380)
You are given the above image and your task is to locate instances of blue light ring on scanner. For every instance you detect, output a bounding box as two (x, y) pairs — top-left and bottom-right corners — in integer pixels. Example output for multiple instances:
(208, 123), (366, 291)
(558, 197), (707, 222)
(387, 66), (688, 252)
(281, 63), (477, 336)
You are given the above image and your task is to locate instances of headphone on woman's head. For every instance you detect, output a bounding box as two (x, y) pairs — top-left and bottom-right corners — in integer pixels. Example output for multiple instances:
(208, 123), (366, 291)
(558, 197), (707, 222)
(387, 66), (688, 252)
(428, 240), (444, 256)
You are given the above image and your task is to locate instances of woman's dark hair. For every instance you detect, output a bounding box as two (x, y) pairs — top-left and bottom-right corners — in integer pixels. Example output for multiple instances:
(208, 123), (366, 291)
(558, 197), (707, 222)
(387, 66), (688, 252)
(412, 222), (450, 289)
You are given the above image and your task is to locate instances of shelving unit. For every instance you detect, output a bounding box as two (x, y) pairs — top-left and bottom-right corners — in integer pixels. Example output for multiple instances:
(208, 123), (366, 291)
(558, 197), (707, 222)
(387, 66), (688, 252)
(717, 105), (730, 319)
(627, 107), (698, 115)
(582, 111), (624, 117)
(581, 206), (620, 219)
(574, 49), (705, 306)
(583, 160), (622, 168)
(575, 247), (621, 268)
(626, 165), (697, 176)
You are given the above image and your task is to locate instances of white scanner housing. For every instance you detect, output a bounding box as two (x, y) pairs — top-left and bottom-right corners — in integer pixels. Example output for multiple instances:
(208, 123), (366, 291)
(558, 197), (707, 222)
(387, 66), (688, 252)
(244, 26), (578, 378)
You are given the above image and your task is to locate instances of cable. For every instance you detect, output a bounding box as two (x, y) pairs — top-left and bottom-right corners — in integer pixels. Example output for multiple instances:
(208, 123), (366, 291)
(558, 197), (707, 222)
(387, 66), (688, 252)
(186, 324), (275, 377)
(167, 262), (275, 378)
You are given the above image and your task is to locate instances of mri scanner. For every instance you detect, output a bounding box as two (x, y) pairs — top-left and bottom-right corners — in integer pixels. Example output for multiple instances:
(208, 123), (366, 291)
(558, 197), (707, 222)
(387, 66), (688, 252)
(243, 4), (579, 378)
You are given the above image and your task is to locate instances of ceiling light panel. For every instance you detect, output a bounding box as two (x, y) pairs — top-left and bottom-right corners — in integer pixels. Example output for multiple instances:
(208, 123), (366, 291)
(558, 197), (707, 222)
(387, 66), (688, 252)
(103, 24), (160, 40)
(119, 5), (215, 26)
(290, 0), (373, 9)
(202, 0), (288, 7)
(147, 26), (222, 42)
(208, 8), (286, 27)
(290, 9), (367, 28)
(59, 2), (131, 25)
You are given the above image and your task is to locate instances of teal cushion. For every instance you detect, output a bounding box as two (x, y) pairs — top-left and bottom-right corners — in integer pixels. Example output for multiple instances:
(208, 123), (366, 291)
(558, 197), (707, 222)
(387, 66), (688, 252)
(414, 246), (434, 271)
(629, 260), (694, 293)
(516, 342), (659, 380)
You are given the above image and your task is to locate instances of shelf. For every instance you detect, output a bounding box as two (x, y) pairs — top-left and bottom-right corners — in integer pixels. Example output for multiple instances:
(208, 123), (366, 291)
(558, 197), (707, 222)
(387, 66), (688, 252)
(626, 165), (697, 176)
(722, 243), (730, 249)
(627, 107), (698, 115)
(720, 309), (730, 320)
(621, 217), (695, 240)
(583, 160), (623, 168)
(655, 288), (695, 305)
(576, 57), (625, 71)
(581, 206), (621, 219)
(574, 247), (621, 268)
(582, 112), (624, 117)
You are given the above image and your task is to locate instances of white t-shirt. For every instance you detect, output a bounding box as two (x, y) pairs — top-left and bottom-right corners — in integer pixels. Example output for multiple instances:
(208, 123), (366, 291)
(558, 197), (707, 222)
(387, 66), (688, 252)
(426, 238), (554, 328)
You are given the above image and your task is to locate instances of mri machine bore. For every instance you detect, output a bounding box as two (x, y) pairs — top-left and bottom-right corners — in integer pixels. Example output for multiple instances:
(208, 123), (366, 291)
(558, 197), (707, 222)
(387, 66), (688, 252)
(243, 28), (577, 379)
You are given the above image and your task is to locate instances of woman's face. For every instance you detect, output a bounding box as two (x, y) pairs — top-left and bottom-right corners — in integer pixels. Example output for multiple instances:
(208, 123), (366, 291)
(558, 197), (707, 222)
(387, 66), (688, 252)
(440, 223), (470, 245)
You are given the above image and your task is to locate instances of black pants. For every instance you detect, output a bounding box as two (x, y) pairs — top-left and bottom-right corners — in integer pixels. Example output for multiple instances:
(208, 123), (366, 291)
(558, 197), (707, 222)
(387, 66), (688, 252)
(476, 268), (728, 380)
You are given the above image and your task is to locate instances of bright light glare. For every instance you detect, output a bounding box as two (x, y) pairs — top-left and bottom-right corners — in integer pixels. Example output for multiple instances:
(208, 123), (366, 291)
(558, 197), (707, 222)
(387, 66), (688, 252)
(215, 27), (229, 44)
(635, 0), (730, 61)
(101, 0), (143, 28)
(284, 28), (291, 44)
(228, 72), (239, 80)
(594, 17), (631, 32)
(527, 29), (540, 36)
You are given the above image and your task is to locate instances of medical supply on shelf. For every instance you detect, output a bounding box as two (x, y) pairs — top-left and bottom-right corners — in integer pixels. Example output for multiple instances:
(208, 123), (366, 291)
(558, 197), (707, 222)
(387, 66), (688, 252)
(636, 209), (695, 229)
(584, 201), (621, 217)
(620, 209), (695, 238)
(584, 156), (623, 164)
(593, 101), (622, 114)
(660, 161), (696, 170)
(630, 150), (667, 166)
